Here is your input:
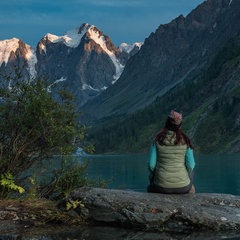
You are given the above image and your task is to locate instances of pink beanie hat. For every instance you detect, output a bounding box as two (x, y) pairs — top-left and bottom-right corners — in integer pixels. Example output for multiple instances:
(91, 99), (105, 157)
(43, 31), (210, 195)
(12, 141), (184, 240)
(169, 110), (182, 125)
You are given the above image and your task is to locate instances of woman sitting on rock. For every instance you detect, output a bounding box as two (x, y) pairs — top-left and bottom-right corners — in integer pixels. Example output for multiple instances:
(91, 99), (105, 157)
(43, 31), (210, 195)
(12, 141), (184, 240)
(147, 110), (195, 194)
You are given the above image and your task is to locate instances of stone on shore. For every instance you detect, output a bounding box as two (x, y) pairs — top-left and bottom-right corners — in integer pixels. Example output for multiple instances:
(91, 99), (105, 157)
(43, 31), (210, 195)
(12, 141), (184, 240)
(62, 187), (240, 232)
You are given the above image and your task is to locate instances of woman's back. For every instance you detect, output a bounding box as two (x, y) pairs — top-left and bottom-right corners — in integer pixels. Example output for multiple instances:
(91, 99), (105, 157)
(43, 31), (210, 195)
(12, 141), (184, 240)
(147, 110), (195, 194)
(154, 131), (190, 189)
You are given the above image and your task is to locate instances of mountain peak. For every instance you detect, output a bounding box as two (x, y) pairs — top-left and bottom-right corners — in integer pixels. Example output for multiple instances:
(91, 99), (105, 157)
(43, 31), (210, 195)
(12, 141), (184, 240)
(0, 38), (29, 66)
(41, 23), (106, 49)
(43, 24), (90, 48)
(77, 23), (92, 34)
(119, 42), (143, 54)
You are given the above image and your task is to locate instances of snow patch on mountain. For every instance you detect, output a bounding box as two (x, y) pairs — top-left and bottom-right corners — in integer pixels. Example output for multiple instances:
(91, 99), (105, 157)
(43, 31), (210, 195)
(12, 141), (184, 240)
(47, 77), (67, 92)
(82, 83), (100, 92)
(81, 83), (108, 92)
(101, 86), (107, 90)
(119, 42), (143, 54)
(0, 38), (20, 65)
(44, 24), (90, 49)
(25, 47), (37, 79)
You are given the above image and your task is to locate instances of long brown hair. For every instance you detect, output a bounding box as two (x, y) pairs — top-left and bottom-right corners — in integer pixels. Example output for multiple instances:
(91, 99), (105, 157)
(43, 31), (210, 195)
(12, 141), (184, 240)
(155, 117), (194, 149)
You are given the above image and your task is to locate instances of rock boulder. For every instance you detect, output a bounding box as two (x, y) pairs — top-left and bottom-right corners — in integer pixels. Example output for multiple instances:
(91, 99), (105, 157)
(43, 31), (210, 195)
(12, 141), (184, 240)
(63, 187), (240, 232)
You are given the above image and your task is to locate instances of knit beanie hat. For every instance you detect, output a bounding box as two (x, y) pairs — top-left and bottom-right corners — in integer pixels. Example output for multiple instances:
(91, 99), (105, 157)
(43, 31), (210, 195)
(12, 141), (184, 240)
(168, 110), (182, 125)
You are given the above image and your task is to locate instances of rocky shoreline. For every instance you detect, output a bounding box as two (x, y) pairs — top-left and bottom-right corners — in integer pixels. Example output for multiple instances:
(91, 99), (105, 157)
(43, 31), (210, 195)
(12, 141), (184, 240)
(62, 187), (240, 232)
(1, 188), (240, 238)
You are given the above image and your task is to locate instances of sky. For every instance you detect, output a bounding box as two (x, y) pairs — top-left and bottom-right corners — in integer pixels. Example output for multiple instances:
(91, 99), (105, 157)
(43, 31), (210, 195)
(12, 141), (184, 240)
(0, 0), (205, 47)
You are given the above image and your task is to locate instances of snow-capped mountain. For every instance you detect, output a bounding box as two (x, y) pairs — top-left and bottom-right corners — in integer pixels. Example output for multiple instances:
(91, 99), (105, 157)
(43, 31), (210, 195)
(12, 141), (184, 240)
(0, 23), (142, 105)
(119, 42), (143, 57)
(0, 38), (37, 80)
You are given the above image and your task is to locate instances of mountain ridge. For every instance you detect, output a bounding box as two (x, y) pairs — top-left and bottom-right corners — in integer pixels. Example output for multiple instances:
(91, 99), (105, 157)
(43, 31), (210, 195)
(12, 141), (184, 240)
(0, 23), (143, 105)
(81, 0), (240, 119)
(83, 0), (240, 154)
(87, 31), (240, 154)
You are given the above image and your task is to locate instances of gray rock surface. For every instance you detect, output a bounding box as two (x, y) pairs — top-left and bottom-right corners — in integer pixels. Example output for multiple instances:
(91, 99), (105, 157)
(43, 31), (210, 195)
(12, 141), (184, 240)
(65, 187), (240, 232)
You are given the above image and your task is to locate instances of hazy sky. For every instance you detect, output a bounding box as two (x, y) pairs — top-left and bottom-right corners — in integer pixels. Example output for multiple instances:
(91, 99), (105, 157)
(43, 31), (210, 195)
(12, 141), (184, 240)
(0, 0), (204, 47)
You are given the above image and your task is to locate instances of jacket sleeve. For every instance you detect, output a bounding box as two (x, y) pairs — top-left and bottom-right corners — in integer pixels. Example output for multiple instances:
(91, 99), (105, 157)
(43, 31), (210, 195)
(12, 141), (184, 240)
(147, 143), (157, 174)
(185, 147), (195, 173)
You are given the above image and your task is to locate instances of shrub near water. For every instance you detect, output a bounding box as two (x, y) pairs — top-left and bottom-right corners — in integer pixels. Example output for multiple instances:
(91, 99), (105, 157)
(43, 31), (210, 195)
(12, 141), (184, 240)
(0, 74), (90, 199)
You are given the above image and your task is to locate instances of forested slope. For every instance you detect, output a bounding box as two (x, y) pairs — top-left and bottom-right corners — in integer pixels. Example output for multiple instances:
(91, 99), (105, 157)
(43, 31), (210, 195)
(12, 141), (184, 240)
(87, 33), (240, 154)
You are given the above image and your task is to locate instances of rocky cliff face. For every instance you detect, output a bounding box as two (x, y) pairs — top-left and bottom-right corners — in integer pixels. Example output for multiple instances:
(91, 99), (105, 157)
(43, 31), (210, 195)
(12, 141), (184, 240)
(35, 24), (129, 105)
(0, 23), (140, 105)
(82, 0), (240, 118)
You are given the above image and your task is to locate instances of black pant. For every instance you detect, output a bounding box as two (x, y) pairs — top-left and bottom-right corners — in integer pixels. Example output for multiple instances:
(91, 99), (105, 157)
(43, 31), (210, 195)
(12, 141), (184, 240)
(147, 171), (194, 194)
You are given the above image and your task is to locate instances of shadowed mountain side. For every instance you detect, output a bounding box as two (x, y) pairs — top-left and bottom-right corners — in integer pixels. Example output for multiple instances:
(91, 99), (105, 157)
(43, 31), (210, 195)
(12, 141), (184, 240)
(81, 0), (240, 119)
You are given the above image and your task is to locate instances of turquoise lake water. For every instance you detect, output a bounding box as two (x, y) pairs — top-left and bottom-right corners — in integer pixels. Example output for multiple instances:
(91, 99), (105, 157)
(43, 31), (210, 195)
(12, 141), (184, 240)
(83, 153), (240, 196)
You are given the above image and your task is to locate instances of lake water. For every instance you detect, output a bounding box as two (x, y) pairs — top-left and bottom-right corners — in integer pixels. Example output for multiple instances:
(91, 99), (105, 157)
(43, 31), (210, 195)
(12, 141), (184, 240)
(84, 153), (240, 196)
(2, 153), (240, 239)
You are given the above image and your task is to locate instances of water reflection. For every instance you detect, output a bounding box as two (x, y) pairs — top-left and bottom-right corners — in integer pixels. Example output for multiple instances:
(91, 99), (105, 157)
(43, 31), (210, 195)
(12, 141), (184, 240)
(1, 225), (240, 240)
